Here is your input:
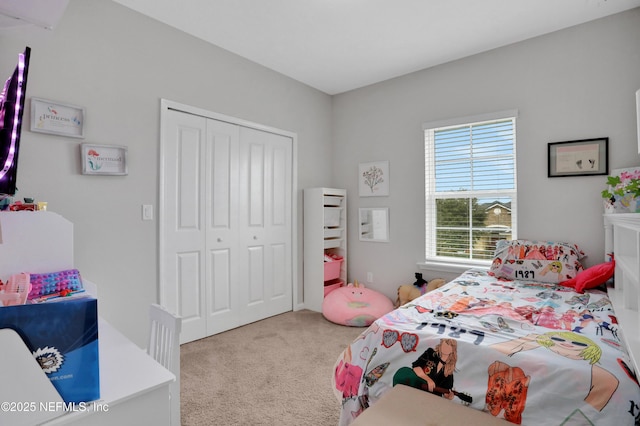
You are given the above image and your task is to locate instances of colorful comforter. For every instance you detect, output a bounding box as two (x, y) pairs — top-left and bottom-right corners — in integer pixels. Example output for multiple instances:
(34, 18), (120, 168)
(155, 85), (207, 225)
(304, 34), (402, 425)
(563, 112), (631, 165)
(333, 269), (640, 425)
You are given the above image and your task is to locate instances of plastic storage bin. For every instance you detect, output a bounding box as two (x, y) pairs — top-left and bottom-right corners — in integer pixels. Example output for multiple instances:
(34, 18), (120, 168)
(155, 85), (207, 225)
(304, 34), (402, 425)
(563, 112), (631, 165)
(324, 228), (342, 239)
(324, 259), (343, 281)
(324, 207), (341, 227)
(323, 196), (343, 207)
(324, 279), (344, 296)
(324, 239), (342, 249)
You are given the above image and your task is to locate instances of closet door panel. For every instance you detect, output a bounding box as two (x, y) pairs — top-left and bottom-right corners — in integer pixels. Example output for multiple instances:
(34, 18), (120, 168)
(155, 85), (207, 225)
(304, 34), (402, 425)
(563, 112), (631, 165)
(266, 134), (293, 306)
(205, 119), (241, 335)
(248, 142), (265, 227)
(239, 127), (293, 322)
(210, 133), (231, 228)
(271, 242), (287, 298)
(176, 251), (205, 339)
(239, 129), (266, 312)
(177, 129), (201, 229)
(247, 246), (265, 305)
(162, 110), (207, 343)
(209, 249), (231, 313)
(272, 146), (287, 226)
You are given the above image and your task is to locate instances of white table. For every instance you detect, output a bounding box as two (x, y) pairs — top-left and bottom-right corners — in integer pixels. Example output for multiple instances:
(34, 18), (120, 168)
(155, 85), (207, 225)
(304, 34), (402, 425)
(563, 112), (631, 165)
(48, 318), (174, 425)
(0, 213), (175, 425)
(3, 318), (175, 426)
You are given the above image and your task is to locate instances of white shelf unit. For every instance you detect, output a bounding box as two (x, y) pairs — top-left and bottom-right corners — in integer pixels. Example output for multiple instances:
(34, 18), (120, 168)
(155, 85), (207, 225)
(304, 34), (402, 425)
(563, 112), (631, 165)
(304, 188), (347, 312)
(604, 213), (640, 374)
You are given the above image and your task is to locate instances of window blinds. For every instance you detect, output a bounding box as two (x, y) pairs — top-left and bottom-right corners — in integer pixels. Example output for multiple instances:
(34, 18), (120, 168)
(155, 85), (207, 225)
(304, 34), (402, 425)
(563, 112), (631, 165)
(425, 116), (517, 263)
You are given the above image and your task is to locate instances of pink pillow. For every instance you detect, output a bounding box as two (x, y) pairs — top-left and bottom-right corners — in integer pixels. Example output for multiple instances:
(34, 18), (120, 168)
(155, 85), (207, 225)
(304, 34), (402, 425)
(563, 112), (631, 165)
(559, 260), (615, 293)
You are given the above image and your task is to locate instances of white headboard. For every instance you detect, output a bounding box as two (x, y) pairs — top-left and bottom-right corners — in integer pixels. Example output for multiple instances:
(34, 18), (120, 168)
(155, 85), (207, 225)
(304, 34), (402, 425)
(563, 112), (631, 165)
(604, 213), (640, 374)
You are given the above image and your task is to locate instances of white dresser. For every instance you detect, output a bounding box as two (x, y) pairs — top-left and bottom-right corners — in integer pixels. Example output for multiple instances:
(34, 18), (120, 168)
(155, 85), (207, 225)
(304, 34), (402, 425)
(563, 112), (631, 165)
(603, 213), (640, 375)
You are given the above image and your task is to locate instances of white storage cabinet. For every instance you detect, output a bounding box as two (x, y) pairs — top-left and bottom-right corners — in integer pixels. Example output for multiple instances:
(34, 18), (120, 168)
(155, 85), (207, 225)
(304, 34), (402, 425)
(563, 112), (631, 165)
(304, 188), (347, 312)
(604, 213), (640, 373)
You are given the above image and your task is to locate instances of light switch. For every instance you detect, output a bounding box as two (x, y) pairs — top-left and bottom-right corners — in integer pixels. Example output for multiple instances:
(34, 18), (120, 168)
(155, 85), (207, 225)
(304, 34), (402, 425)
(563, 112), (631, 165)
(142, 204), (154, 221)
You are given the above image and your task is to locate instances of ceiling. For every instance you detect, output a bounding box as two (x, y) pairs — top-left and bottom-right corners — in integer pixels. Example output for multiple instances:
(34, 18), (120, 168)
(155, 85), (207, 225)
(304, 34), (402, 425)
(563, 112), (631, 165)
(110, 0), (640, 94)
(0, 0), (69, 31)
(3, 1), (640, 95)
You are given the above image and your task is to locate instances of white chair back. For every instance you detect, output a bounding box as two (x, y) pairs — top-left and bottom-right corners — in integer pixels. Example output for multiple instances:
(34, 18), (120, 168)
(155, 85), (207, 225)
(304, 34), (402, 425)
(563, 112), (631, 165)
(148, 303), (182, 426)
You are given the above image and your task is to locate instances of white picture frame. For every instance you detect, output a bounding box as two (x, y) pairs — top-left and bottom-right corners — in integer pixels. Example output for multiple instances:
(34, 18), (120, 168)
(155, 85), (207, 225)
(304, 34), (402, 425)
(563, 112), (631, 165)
(359, 160), (389, 197)
(30, 97), (85, 138)
(81, 144), (128, 175)
(359, 207), (390, 242)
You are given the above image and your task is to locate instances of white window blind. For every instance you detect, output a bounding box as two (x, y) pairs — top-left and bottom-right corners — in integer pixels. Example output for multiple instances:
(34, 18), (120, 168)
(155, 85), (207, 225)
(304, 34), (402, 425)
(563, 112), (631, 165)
(424, 112), (517, 266)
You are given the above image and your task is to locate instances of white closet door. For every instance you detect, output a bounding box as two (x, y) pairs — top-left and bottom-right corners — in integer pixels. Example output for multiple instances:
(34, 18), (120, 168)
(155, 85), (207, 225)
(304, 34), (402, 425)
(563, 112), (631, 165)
(238, 127), (293, 324)
(204, 119), (242, 336)
(161, 109), (208, 343)
(161, 106), (293, 343)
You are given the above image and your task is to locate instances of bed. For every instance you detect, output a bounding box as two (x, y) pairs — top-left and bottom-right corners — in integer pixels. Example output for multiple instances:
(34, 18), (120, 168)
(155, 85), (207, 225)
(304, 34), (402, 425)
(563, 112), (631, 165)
(332, 234), (640, 425)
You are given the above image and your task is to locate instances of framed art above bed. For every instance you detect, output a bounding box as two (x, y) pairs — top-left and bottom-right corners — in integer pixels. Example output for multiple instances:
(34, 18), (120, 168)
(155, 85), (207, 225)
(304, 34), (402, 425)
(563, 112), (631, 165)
(548, 138), (608, 177)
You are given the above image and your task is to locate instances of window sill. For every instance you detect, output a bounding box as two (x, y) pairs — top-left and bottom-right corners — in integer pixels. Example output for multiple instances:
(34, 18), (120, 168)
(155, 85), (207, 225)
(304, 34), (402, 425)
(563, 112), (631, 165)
(417, 259), (490, 275)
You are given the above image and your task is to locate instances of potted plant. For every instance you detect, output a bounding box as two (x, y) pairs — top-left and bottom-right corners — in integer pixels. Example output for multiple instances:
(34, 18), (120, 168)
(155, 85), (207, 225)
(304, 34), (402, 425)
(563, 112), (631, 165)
(602, 168), (640, 213)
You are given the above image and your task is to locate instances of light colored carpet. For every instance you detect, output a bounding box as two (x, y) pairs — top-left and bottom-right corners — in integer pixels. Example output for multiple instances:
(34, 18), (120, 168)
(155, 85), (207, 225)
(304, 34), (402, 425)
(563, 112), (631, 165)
(180, 310), (364, 425)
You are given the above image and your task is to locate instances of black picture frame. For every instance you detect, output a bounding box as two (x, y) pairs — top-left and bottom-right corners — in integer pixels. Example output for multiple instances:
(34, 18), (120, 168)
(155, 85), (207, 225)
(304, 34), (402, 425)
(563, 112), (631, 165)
(548, 138), (608, 177)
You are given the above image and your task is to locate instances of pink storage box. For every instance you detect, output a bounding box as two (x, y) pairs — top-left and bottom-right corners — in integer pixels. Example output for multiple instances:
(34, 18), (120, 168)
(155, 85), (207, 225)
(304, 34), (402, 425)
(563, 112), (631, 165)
(324, 279), (344, 297)
(324, 259), (343, 281)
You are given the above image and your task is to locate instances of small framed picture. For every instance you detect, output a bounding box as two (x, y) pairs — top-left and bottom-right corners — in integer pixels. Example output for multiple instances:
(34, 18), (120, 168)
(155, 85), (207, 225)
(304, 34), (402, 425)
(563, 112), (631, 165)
(359, 207), (390, 242)
(548, 138), (608, 177)
(31, 98), (85, 138)
(81, 144), (128, 175)
(359, 160), (389, 196)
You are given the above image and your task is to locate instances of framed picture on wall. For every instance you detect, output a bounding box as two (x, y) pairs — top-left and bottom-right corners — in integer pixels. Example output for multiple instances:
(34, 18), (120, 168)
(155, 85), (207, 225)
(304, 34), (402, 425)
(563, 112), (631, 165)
(548, 138), (608, 177)
(81, 143), (128, 175)
(359, 207), (390, 242)
(359, 160), (389, 196)
(31, 98), (85, 138)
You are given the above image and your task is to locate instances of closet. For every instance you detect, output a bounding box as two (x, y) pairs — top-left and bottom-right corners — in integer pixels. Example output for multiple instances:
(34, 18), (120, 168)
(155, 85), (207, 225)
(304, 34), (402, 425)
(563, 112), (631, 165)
(160, 101), (295, 344)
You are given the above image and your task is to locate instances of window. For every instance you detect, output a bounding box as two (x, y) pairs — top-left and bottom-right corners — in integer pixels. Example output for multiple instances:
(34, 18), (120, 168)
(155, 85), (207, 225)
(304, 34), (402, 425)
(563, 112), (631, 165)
(423, 111), (517, 268)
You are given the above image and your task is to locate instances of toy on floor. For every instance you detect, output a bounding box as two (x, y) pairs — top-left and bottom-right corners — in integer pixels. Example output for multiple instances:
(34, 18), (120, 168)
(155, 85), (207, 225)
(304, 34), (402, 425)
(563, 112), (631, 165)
(322, 280), (394, 327)
(395, 273), (446, 307)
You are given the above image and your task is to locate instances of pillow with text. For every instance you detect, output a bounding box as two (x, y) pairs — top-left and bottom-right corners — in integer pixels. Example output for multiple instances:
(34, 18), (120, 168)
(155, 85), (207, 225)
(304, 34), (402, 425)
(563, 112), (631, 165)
(489, 239), (585, 284)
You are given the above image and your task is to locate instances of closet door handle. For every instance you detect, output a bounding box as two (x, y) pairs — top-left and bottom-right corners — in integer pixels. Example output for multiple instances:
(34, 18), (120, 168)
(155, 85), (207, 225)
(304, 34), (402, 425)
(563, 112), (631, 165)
(253, 236), (258, 240)
(217, 238), (222, 242)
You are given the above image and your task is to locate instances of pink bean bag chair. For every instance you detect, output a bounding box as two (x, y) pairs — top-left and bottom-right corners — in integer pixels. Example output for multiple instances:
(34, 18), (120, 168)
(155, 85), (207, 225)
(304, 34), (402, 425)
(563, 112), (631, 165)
(322, 282), (394, 327)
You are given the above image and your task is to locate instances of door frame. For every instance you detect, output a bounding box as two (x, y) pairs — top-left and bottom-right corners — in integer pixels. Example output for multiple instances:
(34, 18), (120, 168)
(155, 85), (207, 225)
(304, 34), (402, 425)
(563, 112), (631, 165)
(158, 99), (299, 315)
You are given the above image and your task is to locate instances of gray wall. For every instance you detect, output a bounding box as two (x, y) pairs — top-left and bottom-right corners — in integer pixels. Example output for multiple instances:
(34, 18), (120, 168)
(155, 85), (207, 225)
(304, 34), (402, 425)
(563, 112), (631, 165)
(1, 2), (639, 345)
(332, 9), (640, 297)
(0, 0), (332, 347)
